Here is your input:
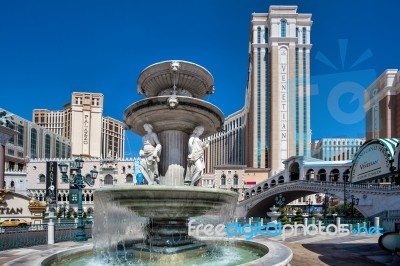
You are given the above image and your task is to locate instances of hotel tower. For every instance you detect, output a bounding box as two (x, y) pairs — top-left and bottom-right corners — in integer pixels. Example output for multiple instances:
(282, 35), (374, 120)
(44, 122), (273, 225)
(205, 6), (312, 175)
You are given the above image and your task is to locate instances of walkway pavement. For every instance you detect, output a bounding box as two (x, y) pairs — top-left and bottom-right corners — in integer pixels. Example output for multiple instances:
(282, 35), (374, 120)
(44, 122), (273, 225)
(0, 240), (92, 266)
(253, 233), (400, 266)
(0, 235), (399, 265)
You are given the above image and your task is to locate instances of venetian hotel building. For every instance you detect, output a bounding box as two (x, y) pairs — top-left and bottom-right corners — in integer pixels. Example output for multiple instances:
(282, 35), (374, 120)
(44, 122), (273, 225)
(205, 6), (312, 175)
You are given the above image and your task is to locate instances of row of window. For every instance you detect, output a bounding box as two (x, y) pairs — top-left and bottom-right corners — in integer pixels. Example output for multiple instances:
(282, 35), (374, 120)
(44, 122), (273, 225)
(38, 174), (134, 184)
(256, 21), (307, 42)
(220, 174), (239, 186)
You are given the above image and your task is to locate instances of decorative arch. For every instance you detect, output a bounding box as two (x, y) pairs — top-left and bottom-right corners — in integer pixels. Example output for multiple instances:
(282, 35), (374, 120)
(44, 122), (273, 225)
(39, 174), (45, 183)
(270, 179), (276, 187)
(318, 169), (327, 181)
(289, 162), (300, 181)
(126, 174), (133, 183)
(221, 174), (226, 186)
(233, 174), (239, 186)
(257, 186), (262, 194)
(263, 183), (269, 190)
(330, 169), (340, 182)
(104, 174), (113, 185)
(278, 176), (284, 184)
(306, 169), (315, 180)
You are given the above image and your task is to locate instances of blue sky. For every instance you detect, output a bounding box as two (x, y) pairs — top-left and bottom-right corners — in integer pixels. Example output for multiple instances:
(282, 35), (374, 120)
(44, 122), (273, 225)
(0, 0), (399, 157)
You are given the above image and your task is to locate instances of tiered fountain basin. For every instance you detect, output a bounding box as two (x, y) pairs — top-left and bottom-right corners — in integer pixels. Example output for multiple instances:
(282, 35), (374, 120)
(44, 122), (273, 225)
(124, 96), (223, 138)
(94, 185), (239, 262)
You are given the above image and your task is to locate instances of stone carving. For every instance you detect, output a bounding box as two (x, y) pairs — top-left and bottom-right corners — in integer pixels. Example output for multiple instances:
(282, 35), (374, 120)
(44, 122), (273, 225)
(184, 126), (209, 186)
(0, 111), (14, 128)
(139, 124), (162, 185)
(0, 189), (12, 204)
(28, 197), (47, 207)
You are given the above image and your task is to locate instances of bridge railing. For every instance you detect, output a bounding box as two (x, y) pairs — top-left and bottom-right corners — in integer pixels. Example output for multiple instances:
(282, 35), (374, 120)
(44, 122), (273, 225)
(243, 180), (400, 201)
(0, 222), (93, 251)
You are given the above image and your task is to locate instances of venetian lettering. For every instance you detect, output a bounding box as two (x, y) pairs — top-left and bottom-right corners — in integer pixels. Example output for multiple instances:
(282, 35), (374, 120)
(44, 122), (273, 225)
(0, 207), (23, 215)
(279, 47), (289, 163)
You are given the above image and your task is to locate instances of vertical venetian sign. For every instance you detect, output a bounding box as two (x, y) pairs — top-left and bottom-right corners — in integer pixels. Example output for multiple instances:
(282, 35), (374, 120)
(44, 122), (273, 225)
(83, 112), (90, 154)
(46, 162), (58, 202)
(279, 47), (288, 164)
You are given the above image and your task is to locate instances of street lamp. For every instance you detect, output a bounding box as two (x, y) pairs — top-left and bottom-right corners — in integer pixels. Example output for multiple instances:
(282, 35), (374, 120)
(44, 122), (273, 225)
(340, 173), (349, 217)
(306, 199), (313, 218)
(275, 194), (285, 211)
(323, 189), (334, 221)
(350, 195), (359, 220)
(58, 157), (98, 242)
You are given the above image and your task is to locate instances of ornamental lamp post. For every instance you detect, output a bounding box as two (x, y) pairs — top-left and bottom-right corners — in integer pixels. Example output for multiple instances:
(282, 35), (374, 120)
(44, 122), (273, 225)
(323, 189), (334, 221)
(275, 194), (285, 211)
(58, 157), (98, 242)
(306, 199), (313, 218)
(340, 173), (349, 218)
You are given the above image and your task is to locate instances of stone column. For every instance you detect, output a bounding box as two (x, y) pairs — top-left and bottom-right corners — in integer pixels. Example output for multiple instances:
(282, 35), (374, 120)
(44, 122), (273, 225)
(48, 219), (55, 244)
(158, 130), (189, 186)
(0, 126), (17, 189)
(374, 217), (380, 229)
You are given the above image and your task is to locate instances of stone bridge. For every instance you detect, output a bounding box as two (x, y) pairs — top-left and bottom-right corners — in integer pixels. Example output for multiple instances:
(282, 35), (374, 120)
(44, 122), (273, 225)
(236, 180), (400, 218)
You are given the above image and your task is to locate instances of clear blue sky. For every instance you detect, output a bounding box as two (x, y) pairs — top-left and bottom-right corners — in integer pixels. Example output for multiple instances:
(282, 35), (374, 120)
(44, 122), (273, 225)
(1, 0), (399, 157)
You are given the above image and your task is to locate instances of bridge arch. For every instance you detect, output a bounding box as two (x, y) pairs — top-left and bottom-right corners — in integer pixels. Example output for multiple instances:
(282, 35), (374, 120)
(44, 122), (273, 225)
(237, 180), (400, 218)
(317, 169), (327, 181)
(329, 168), (340, 182)
(306, 169), (315, 180)
(289, 162), (300, 181)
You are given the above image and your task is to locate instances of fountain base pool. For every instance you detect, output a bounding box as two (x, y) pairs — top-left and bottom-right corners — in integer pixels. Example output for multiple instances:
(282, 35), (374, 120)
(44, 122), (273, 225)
(44, 240), (272, 266)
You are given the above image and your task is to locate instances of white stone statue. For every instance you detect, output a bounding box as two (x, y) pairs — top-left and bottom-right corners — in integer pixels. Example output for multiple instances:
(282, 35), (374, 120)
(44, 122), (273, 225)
(0, 111), (14, 127)
(184, 126), (208, 186)
(139, 123), (162, 185)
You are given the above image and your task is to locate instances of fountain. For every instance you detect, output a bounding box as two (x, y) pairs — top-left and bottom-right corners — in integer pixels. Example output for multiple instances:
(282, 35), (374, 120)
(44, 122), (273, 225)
(267, 205), (281, 224)
(94, 60), (242, 263)
(41, 60), (292, 266)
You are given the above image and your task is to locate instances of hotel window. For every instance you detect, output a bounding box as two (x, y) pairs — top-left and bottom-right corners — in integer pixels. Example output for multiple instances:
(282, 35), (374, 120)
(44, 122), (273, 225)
(280, 19), (287, 37)
(221, 175), (226, 186)
(17, 125), (24, 147)
(39, 174), (46, 183)
(302, 27), (306, 44)
(30, 128), (37, 158)
(233, 174), (239, 186)
(45, 134), (51, 159)
(265, 27), (268, 43)
(55, 140), (60, 158)
(257, 27), (261, 43)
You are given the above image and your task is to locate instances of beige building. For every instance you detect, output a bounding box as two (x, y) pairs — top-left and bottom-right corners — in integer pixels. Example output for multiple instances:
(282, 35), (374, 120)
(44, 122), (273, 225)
(246, 6), (312, 172)
(365, 69), (400, 140)
(33, 92), (125, 158)
(0, 108), (71, 173)
(206, 6), (312, 177)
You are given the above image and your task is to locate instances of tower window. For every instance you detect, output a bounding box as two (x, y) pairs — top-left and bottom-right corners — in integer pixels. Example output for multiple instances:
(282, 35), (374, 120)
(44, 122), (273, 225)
(281, 19), (287, 37)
